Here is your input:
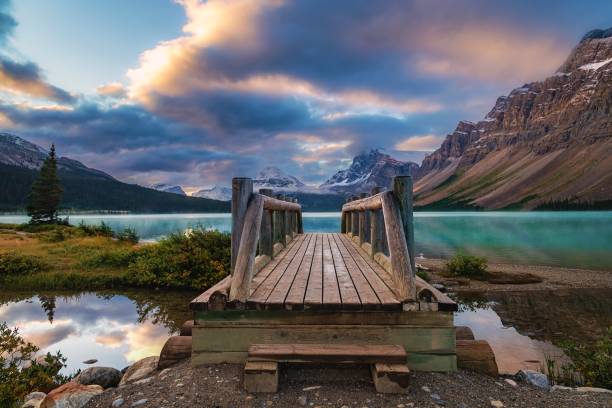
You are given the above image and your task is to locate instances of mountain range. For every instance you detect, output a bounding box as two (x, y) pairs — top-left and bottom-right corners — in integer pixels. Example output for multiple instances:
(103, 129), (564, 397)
(414, 28), (612, 209)
(2, 28), (610, 212)
(0, 133), (229, 213)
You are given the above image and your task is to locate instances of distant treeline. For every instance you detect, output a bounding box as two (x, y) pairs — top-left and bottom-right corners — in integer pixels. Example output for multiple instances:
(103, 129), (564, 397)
(0, 163), (230, 213)
(535, 199), (612, 211)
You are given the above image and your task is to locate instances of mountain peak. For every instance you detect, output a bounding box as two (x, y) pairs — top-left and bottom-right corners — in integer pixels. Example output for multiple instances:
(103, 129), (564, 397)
(557, 27), (612, 73)
(149, 184), (186, 195)
(581, 27), (612, 42)
(254, 166), (305, 190)
(193, 185), (232, 201)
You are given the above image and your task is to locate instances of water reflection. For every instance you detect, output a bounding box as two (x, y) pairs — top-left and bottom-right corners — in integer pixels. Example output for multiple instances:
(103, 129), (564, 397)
(454, 289), (612, 375)
(0, 290), (196, 373)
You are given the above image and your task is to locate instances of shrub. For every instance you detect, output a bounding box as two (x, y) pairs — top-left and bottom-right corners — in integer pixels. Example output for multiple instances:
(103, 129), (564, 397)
(416, 269), (430, 282)
(446, 253), (488, 278)
(79, 248), (138, 269)
(128, 229), (230, 289)
(76, 221), (114, 238)
(0, 253), (48, 276)
(559, 327), (612, 389)
(0, 322), (71, 407)
(117, 227), (139, 244)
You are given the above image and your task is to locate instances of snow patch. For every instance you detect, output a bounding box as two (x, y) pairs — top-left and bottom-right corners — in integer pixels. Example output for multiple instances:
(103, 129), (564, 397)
(579, 57), (612, 71)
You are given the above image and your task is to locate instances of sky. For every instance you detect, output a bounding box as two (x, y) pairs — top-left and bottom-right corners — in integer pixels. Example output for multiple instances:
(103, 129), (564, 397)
(1, 0), (611, 192)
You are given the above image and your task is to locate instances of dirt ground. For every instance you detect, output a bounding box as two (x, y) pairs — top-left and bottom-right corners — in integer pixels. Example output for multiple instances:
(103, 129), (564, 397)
(419, 258), (612, 292)
(85, 361), (611, 408)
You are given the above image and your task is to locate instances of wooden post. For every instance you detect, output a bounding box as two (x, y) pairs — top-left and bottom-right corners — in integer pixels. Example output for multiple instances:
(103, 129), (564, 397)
(281, 195), (289, 244)
(393, 176), (415, 274)
(231, 177), (253, 275)
(370, 187), (383, 258)
(350, 196), (359, 239)
(274, 194), (286, 246)
(259, 189), (273, 258)
(359, 193), (369, 244)
(381, 191), (416, 302)
(229, 194), (264, 302)
(296, 199), (303, 233)
(292, 198), (298, 236)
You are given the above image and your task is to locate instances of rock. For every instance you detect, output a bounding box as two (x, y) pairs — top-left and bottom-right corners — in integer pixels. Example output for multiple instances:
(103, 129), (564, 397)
(134, 377), (153, 385)
(24, 392), (47, 402)
(39, 382), (103, 408)
(575, 386), (612, 393)
(490, 401), (504, 408)
(118, 356), (159, 386)
(22, 398), (44, 408)
(551, 385), (573, 392)
(302, 386), (321, 391)
(516, 370), (550, 390)
(421, 386), (431, 392)
(111, 398), (125, 407)
(432, 283), (446, 292)
(298, 395), (308, 406)
(130, 399), (148, 407)
(430, 393), (446, 406)
(82, 359), (98, 365)
(503, 378), (517, 387)
(75, 366), (122, 389)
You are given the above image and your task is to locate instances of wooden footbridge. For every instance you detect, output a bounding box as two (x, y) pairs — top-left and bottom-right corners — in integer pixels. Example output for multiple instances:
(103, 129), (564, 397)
(190, 176), (458, 393)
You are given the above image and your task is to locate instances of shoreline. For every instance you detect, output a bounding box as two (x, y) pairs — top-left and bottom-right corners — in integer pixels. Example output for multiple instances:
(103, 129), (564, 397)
(420, 258), (612, 292)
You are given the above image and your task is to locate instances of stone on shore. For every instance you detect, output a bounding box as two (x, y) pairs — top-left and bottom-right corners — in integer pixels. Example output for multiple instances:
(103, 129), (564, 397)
(22, 392), (46, 408)
(75, 366), (122, 389)
(575, 386), (612, 393)
(39, 382), (103, 408)
(516, 370), (550, 390)
(119, 356), (159, 386)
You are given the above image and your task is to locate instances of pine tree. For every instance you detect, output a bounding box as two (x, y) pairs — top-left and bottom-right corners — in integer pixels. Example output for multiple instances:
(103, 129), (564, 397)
(27, 144), (63, 223)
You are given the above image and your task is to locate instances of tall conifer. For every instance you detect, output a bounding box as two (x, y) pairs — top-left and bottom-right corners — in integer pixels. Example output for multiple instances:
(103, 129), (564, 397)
(27, 145), (63, 223)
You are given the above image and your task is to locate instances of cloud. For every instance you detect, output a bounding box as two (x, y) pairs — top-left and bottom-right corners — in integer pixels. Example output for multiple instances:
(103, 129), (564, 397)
(96, 82), (126, 98)
(0, 0), (17, 46)
(395, 134), (444, 152)
(25, 323), (78, 349)
(0, 58), (75, 103)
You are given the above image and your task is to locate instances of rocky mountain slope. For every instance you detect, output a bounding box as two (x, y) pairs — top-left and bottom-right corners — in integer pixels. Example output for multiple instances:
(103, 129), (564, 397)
(321, 149), (419, 195)
(1, 133), (114, 180)
(253, 166), (306, 191)
(150, 183), (186, 196)
(415, 28), (612, 209)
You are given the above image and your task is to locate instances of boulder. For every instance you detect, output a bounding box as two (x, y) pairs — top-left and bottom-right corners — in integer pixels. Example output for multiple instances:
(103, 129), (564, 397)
(40, 382), (103, 408)
(75, 366), (122, 389)
(516, 370), (550, 390)
(118, 356), (159, 386)
(22, 392), (46, 408)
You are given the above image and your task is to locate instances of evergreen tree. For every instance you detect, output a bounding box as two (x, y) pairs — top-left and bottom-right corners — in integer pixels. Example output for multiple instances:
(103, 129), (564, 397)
(26, 144), (63, 223)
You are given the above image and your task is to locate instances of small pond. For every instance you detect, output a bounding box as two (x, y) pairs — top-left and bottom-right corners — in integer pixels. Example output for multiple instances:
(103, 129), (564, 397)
(1, 288), (610, 375)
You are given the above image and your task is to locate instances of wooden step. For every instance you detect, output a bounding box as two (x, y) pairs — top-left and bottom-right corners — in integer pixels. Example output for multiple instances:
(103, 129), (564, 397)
(456, 339), (498, 377)
(247, 343), (407, 364)
(244, 361), (278, 393)
(371, 363), (411, 393)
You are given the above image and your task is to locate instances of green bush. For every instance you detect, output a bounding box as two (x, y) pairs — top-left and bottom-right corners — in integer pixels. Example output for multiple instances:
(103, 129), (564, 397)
(446, 253), (488, 278)
(76, 221), (114, 238)
(79, 248), (137, 269)
(0, 322), (72, 407)
(0, 253), (48, 276)
(416, 269), (430, 282)
(117, 227), (139, 244)
(560, 327), (612, 389)
(128, 229), (230, 289)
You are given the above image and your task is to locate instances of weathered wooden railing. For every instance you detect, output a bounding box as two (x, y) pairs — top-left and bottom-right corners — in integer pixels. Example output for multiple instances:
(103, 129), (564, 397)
(229, 177), (303, 302)
(342, 176), (418, 303)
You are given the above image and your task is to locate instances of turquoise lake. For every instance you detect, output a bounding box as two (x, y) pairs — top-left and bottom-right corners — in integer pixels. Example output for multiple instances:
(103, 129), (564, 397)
(1, 211), (612, 269)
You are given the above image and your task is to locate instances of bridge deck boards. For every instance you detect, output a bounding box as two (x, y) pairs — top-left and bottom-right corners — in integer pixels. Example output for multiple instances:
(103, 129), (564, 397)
(246, 233), (401, 311)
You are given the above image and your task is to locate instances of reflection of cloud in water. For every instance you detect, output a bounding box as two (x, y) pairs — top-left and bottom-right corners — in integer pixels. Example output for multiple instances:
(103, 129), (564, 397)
(124, 322), (170, 363)
(455, 308), (564, 374)
(25, 323), (78, 349)
(95, 330), (126, 348)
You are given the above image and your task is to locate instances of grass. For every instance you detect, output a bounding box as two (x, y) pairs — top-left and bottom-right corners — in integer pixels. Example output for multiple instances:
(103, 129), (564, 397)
(446, 253), (488, 278)
(0, 223), (230, 291)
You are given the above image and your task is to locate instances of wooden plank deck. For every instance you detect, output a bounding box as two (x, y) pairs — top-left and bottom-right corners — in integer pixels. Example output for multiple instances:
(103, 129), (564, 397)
(245, 232), (401, 311)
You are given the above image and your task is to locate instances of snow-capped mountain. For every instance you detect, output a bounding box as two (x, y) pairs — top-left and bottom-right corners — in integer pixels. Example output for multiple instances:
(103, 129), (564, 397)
(320, 149), (419, 195)
(0, 132), (114, 179)
(193, 185), (232, 201)
(149, 183), (186, 195)
(253, 166), (306, 191)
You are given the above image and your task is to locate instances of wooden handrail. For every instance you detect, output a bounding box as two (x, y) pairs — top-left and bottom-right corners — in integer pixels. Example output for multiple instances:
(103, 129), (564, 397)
(340, 176), (417, 302)
(229, 178), (303, 302)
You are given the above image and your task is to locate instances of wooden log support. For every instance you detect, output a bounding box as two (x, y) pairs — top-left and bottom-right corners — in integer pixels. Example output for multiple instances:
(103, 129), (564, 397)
(244, 361), (278, 393)
(346, 212), (352, 235)
(180, 320), (194, 336)
(248, 343), (407, 364)
(381, 190), (416, 302)
(371, 363), (410, 393)
(229, 194), (265, 302)
(259, 189), (274, 258)
(158, 336), (192, 369)
(369, 187), (383, 258)
(456, 326), (475, 341)
(274, 194), (286, 246)
(456, 340), (498, 377)
(231, 178), (253, 274)
(393, 176), (415, 273)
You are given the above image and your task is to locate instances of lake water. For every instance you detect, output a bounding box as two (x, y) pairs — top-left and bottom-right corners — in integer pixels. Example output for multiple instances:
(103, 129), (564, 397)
(2, 211), (612, 269)
(1, 288), (610, 375)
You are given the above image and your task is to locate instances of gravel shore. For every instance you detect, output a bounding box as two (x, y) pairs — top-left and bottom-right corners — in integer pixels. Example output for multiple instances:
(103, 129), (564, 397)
(85, 361), (611, 408)
(419, 258), (612, 292)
